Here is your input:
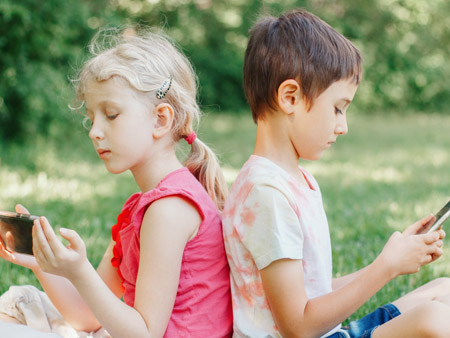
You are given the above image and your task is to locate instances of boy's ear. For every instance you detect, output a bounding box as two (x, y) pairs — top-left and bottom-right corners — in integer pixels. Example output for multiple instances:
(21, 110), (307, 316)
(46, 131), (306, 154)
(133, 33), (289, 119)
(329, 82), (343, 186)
(152, 103), (174, 139)
(277, 79), (302, 115)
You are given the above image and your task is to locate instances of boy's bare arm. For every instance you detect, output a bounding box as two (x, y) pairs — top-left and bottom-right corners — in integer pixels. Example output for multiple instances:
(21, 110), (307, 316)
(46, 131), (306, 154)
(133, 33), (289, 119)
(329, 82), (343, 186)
(332, 267), (369, 290)
(261, 258), (391, 338)
(261, 223), (443, 338)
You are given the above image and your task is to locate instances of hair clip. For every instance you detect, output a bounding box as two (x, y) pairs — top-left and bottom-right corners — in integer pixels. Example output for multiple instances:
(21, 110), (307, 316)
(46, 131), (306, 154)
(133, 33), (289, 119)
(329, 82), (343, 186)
(156, 75), (172, 99)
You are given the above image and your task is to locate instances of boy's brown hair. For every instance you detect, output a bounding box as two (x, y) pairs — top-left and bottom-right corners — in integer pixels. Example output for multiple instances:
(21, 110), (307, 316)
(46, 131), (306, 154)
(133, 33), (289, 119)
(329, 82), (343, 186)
(243, 9), (362, 123)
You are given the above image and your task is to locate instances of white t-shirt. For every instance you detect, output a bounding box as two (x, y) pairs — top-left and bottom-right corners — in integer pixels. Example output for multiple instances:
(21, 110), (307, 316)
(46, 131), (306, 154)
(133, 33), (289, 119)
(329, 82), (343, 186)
(222, 155), (340, 337)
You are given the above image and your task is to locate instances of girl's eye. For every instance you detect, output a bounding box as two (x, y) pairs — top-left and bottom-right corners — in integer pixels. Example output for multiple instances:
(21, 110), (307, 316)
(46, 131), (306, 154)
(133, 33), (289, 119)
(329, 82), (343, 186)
(335, 107), (343, 115)
(106, 113), (119, 120)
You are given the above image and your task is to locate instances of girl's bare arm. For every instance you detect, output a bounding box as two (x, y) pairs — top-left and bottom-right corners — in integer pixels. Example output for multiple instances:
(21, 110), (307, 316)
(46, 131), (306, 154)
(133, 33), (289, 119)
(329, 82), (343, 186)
(33, 196), (200, 338)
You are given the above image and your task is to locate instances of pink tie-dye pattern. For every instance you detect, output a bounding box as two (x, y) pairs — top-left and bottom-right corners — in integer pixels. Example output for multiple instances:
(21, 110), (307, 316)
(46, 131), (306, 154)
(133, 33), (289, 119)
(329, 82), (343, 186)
(241, 206), (256, 227)
(223, 156), (334, 336)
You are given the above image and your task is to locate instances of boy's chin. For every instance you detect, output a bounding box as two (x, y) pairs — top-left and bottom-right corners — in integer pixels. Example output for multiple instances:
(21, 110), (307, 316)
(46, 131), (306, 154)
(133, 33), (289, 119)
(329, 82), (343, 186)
(300, 153), (324, 161)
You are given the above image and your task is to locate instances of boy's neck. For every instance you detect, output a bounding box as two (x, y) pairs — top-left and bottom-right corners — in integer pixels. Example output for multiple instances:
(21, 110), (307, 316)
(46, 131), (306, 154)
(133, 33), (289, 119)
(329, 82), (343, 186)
(253, 117), (309, 186)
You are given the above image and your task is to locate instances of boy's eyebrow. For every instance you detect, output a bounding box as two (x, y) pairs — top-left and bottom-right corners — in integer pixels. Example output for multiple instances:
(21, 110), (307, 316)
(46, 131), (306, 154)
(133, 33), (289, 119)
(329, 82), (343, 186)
(339, 98), (352, 107)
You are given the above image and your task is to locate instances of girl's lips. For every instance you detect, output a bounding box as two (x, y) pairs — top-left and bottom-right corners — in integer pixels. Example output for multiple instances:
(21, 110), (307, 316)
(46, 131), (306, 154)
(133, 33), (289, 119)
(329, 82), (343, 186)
(97, 149), (111, 160)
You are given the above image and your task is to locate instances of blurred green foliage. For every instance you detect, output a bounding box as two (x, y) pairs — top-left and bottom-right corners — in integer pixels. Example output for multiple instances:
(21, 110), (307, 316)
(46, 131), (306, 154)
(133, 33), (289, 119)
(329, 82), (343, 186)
(1, 0), (449, 143)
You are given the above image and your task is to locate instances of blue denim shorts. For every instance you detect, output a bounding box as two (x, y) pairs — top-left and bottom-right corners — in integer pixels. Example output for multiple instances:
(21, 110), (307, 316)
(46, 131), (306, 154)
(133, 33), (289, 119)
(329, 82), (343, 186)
(326, 304), (401, 338)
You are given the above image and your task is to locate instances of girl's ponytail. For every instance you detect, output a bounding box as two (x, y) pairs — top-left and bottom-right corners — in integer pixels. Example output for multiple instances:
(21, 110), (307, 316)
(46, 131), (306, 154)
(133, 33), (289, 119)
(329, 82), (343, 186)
(184, 137), (228, 211)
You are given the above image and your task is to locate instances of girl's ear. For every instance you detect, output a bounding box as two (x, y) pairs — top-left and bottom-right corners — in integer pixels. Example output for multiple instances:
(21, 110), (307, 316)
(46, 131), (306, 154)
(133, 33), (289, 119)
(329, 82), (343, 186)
(152, 103), (175, 139)
(277, 79), (303, 115)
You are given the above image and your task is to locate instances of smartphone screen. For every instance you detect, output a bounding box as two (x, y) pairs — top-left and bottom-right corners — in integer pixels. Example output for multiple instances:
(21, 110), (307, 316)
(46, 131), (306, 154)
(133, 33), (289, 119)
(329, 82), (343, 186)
(0, 211), (39, 255)
(427, 200), (450, 233)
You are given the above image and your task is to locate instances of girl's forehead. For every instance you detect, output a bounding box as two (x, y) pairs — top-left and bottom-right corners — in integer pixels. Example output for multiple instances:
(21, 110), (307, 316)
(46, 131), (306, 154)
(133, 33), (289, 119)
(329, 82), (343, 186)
(83, 76), (129, 93)
(82, 76), (153, 111)
(83, 77), (141, 106)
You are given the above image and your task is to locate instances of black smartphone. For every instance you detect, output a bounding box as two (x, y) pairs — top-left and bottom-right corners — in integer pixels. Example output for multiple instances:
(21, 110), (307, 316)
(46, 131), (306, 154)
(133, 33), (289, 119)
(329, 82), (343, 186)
(426, 200), (450, 233)
(0, 211), (40, 255)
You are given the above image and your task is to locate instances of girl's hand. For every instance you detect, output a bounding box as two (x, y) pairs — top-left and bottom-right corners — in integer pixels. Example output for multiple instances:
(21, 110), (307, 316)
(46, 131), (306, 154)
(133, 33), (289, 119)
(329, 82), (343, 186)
(32, 216), (88, 280)
(0, 238), (39, 270)
(0, 204), (39, 270)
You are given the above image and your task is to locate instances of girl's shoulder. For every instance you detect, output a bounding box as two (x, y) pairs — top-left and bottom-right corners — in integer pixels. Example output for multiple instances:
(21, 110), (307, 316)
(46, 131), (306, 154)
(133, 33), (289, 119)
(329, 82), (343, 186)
(144, 167), (211, 205)
(133, 167), (218, 227)
(122, 192), (142, 211)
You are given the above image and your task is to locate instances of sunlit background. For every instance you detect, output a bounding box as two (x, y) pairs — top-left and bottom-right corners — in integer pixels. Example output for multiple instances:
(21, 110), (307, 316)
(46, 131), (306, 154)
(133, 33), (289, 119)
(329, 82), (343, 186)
(0, 0), (449, 323)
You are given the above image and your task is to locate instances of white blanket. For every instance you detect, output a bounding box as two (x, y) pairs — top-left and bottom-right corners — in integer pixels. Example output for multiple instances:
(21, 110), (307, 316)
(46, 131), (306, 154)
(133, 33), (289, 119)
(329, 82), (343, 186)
(0, 285), (110, 338)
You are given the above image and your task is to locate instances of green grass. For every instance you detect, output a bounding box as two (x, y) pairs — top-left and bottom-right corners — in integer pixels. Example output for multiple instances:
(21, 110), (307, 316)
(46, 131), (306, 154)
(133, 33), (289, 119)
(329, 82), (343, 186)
(0, 112), (449, 323)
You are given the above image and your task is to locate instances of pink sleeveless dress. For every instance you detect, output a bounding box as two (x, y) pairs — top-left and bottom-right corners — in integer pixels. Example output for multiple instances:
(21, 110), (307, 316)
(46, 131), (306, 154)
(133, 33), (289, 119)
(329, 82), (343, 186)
(111, 167), (232, 337)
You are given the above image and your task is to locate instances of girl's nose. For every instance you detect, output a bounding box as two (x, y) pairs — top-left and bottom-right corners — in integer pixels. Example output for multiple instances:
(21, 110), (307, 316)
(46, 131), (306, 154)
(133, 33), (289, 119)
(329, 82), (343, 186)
(335, 114), (348, 135)
(88, 119), (104, 141)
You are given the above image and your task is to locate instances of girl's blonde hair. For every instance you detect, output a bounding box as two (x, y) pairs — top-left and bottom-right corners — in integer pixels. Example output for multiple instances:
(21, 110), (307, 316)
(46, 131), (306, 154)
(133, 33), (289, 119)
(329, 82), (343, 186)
(73, 27), (228, 210)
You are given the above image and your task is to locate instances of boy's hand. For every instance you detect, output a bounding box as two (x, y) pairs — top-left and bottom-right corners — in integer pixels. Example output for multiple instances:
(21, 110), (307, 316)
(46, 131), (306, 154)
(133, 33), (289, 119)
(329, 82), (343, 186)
(32, 216), (89, 280)
(379, 225), (443, 278)
(403, 213), (445, 262)
(404, 213), (439, 235)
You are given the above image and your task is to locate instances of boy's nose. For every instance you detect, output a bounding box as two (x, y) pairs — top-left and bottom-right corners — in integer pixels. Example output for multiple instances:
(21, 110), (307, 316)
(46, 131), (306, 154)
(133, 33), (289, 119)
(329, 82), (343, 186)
(335, 115), (348, 135)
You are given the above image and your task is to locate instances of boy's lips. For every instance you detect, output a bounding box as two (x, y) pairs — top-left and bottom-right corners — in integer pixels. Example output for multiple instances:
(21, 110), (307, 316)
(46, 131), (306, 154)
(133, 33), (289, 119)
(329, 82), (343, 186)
(326, 140), (336, 148)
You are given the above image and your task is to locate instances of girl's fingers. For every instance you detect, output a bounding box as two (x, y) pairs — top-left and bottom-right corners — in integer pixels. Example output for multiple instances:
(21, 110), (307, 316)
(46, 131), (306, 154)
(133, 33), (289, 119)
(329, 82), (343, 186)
(59, 228), (84, 253)
(40, 216), (66, 253)
(15, 204), (30, 215)
(0, 240), (14, 259)
(59, 228), (86, 256)
(32, 219), (55, 262)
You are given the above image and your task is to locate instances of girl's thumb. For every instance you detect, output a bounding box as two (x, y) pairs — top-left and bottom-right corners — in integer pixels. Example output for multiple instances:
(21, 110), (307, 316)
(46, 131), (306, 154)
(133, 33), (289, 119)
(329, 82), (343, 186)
(59, 228), (84, 252)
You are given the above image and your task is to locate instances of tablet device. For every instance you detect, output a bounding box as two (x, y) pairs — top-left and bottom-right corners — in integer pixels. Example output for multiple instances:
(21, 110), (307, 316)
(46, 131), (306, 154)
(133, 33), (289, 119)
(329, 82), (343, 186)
(426, 200), (450, 233)
(0, 211), (39, 255)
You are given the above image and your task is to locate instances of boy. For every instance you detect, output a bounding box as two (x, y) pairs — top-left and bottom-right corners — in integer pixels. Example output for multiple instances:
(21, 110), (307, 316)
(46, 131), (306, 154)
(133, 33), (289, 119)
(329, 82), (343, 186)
(223, 8), (450, 338)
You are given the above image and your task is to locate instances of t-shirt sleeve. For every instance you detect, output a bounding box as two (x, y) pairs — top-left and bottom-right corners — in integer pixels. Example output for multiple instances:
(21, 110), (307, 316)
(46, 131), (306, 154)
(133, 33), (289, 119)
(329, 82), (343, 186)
(240, 183), (303, 270)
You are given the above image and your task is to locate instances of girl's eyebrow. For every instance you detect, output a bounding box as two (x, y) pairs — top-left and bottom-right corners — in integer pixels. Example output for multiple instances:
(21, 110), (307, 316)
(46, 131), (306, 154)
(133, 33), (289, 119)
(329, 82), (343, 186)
(100, 100), (122, 109)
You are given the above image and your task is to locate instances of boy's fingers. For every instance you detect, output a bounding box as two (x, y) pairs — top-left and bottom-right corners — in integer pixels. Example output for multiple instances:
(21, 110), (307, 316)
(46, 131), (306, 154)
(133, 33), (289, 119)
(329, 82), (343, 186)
(423, 231), (440, 244)
(426, 242), (442, 254)
(403, 214), (432, 235)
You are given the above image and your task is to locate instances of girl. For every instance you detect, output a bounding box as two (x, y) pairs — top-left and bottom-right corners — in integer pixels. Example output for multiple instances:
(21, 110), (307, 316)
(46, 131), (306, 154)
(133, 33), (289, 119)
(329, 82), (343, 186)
(0, 27), (232, 337)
